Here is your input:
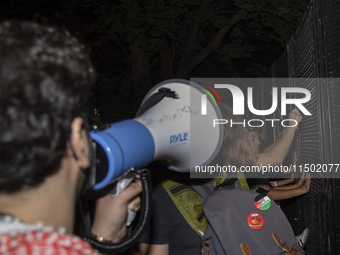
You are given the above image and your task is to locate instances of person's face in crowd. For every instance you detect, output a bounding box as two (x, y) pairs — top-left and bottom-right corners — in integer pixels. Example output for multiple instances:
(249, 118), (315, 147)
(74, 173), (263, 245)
(248, 131), (261, 152)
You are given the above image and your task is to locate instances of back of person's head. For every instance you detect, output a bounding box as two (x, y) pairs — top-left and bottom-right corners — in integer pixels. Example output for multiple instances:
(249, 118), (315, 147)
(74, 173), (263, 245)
(0, 20), (97, 193)
(220, 105), (259, 167)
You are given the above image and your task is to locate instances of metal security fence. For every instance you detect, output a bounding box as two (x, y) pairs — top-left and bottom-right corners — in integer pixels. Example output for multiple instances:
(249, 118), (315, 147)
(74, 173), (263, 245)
(323, 0), (340, 253)
(270, 0), (340, 254)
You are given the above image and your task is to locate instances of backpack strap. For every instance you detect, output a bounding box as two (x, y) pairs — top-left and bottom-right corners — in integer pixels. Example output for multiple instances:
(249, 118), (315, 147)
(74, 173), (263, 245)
(255, 187), (272, 196)
(152, 168), (240, 239)
(152, 169), (209, 237)
(240, 243), (252, 255)
(272, 233), (298, 255)
(178, 173), (214, 199)
(179, 173), (238, 199)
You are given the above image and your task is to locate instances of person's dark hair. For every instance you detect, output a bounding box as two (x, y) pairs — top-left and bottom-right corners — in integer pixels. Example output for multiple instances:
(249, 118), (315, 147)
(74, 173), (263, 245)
(0, 20), (97, 193)
(220, 105), (259, 168)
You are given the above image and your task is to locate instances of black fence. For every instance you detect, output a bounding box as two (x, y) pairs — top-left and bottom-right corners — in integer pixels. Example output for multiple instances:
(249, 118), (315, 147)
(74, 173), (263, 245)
(264, 1), (340, 254)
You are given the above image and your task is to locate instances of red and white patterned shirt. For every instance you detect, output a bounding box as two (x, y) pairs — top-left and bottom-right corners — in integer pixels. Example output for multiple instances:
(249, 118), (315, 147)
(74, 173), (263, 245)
(0, 215), (98, 255)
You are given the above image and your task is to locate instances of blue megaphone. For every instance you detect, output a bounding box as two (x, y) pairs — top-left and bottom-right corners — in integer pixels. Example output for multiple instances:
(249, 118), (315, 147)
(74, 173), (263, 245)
(90, 79), (223, 190)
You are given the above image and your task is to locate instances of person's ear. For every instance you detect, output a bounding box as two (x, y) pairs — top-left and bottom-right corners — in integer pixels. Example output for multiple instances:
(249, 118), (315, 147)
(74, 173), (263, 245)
(69, 117), (90, 170)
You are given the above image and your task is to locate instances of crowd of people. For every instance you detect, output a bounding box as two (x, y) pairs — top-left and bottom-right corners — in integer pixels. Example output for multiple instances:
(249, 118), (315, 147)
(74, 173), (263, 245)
(0, 20), (311, 255)
(137, 106), (311, 255)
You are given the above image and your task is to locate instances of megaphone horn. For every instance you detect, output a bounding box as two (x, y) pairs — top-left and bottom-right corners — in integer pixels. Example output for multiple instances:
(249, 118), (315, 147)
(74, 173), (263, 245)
(90, 79), (223, 190)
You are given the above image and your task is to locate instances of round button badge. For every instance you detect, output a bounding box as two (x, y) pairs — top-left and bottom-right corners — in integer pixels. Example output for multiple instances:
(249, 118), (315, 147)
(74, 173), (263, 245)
(247, 213), (264, 230)
(254, 194), (271, 211)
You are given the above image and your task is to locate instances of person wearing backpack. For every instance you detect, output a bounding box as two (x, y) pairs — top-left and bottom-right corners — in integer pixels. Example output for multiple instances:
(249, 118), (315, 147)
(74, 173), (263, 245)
(137, 105), (257, 255)
(246, 119), (311, 251)
(136, 105), (304, 255)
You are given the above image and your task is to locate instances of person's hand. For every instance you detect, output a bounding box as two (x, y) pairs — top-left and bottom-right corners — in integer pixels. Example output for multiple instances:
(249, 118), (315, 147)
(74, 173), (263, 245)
(295, 177), (305, 188)
(294, 169), (309, 188)
(300, 173), (311, 193)
(288, 108), (303, 127)
(91, 175), (143, 243)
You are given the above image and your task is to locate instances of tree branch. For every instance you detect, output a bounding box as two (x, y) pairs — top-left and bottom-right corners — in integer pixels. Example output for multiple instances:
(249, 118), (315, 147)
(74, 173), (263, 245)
(174, 9), (247, 78)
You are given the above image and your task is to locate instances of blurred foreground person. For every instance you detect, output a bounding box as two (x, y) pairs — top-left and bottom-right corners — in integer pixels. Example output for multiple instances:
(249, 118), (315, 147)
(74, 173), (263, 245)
(0, 20), (142, 254)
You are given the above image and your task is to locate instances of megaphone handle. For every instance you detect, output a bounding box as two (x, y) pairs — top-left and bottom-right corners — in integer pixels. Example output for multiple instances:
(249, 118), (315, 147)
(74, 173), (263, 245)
(110, 177), (136, 226)
(83, 168), (152, 254)
(126, 209), (136, 226)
